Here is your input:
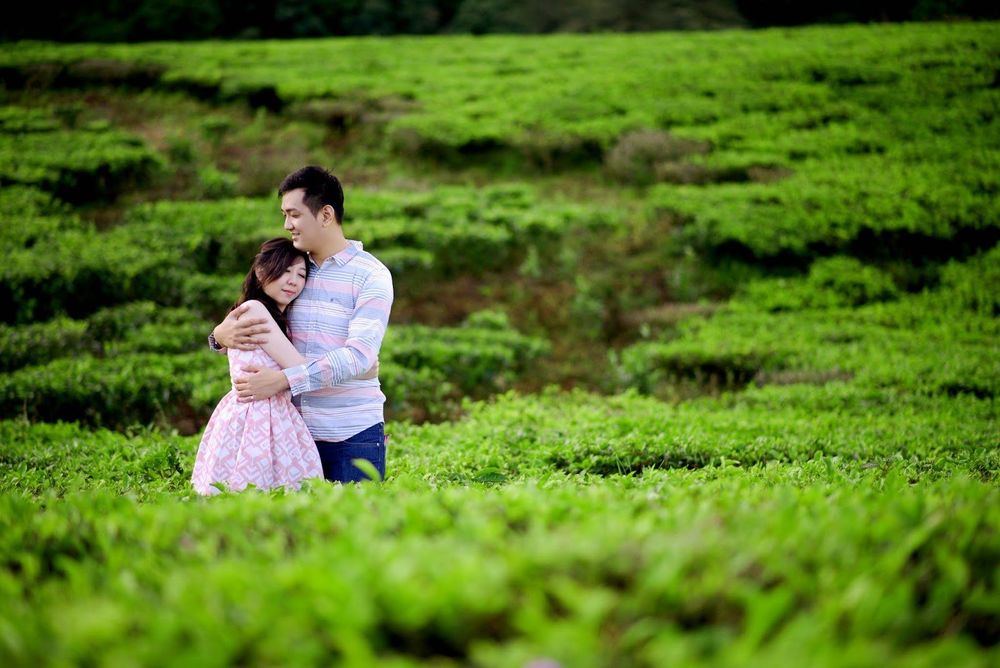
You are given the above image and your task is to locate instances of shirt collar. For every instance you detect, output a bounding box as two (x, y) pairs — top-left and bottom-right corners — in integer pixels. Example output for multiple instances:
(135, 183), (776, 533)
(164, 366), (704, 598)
(309, 240), (363, 268)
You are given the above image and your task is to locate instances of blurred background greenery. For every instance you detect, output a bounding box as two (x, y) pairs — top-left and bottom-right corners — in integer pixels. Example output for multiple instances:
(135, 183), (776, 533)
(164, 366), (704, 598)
(2, 0), (998, 41)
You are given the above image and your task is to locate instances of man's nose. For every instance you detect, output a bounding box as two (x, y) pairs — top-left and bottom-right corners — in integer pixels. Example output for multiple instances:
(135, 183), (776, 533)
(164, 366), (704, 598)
(283, 218), (293, 230)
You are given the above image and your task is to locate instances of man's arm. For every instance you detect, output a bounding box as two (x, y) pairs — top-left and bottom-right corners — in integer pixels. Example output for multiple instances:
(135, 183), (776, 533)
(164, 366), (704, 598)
(283, 268), (393, 396)
(211, 303), (271, 352)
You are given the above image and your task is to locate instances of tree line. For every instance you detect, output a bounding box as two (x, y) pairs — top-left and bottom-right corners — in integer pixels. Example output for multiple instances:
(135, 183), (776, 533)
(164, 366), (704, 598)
(3, 0), (996, 42)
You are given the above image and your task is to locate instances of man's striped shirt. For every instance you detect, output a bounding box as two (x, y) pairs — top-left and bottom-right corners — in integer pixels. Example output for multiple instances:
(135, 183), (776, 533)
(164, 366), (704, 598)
(282, 240), (393, 442)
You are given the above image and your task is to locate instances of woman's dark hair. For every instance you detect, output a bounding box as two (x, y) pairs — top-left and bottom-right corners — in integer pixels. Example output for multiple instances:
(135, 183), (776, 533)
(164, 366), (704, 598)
(278, 165), (345, 224)
(235, 238), (308, 337)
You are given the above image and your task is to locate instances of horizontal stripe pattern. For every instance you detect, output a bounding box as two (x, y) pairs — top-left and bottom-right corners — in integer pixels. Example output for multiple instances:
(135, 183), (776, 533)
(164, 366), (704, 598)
(282, 240), (393, 442)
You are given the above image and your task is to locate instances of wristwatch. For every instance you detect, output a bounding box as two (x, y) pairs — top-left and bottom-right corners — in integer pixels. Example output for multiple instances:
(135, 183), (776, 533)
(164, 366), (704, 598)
(208, 332), (224, 352)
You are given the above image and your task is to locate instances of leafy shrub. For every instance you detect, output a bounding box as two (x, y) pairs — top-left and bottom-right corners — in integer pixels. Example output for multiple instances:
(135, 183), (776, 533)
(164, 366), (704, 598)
(0, 352), (228, 429)
(383, 311), (550, 396)
(619, 258), (998, 400)
(0, 318), (96, 373)
(0, 105), (163, 202)
(0, 312), (548, 428)
(0, 230), (180, 324)
(934, 244), (1000, 318)
(605, 129), (710, 185)
(739, 256), (899, 311)
(0, 405), (997, 663)
(196, 165), (238, 198)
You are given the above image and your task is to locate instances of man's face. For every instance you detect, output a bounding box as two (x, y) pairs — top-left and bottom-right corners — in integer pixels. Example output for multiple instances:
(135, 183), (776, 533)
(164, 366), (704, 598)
(281, 188), (326, 253)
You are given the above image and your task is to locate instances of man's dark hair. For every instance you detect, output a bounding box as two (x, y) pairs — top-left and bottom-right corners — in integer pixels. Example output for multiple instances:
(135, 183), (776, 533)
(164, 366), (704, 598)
(278, 165), (345, 223)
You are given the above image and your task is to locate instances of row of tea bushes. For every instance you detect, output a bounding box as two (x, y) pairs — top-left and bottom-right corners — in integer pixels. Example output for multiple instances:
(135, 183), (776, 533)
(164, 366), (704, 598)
(617, 248), (1000, 400)
(0, 415), (996, 664)
(0, 185), (94, 250)
(3, 377), (996, 497)
(120, 183), (607, 277)
(652, 152), (1000, 264)
(0, 184), (612, 324)
(0, 310), (550, 428)
(0, 23), (996, 178)
(0, 301), (212, 372)
(3, 23), (993, 163)
(389, 386), (999, 481)
(0, 105), (161, 202)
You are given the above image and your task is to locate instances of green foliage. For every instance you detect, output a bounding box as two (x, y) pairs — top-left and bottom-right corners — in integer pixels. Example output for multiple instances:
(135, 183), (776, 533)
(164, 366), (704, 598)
(618, 248), (1000, 400)
(0, 105), (162, 203)
(0, 24), (998, 666)
(385, 311), (550, 396)
(0, 302), (213, 373)
(738, 256), (899, 311)
(0, 227), (180, 324)
(389, 386), (998, 480)
(0, 185), (93, 250)
(653, 153), (1000, 263)
(0, 352), (229, 429)
(119, 183), (605, 276)
(0, 311), (548, 427)
(0, 182), (610, 324)
(4, 24), (997, 265)
(0, 395), (997, 663)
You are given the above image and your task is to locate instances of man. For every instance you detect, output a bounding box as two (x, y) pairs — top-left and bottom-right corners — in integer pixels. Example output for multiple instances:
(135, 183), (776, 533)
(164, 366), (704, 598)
(210, 165), (393, 482)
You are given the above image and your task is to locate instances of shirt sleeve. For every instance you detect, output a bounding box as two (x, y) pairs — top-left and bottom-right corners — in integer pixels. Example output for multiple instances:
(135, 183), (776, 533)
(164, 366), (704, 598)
(283, 267), (393, 396)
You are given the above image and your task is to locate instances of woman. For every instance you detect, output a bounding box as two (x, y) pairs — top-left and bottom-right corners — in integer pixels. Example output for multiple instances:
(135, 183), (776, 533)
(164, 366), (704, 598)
(191, 238), (375, 494)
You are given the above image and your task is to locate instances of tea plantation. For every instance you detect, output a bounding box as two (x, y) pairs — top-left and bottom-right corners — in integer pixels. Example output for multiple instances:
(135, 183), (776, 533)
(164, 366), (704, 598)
(1, 21), (998, 666)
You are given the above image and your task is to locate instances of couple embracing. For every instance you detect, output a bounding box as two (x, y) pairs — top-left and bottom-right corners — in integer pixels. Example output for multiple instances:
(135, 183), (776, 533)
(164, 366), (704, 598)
(191, 166), (393, 494)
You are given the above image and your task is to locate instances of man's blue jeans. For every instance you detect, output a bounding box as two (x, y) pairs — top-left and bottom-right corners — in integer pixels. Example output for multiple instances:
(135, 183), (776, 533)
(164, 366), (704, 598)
(314, 423), (386, 483)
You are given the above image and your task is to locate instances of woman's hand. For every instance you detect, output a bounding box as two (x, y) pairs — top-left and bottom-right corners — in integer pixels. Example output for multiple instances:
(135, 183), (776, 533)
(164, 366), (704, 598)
(214, 303), (271, 351)
(358, 358), (380, 380)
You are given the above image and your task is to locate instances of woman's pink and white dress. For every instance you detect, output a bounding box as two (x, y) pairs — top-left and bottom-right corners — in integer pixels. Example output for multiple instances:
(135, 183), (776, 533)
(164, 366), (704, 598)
(192, 347), (322, 495)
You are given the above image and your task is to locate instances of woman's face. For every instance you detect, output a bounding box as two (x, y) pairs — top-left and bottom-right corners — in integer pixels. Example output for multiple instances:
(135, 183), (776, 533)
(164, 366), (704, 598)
(262, 257), (307, 311)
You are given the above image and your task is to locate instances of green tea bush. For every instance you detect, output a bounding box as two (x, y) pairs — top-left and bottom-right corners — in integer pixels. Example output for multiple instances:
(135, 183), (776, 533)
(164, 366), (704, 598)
(618, 253), (999, 400)
(0, 420), (195, 498)
(738, 256), (899, 311)
(652, 153), (1000, 264)
(934, 244), (1000, 318)
(0, 302), (210, 373)
(0, 181), (612, 325)
(0, 106), (162, 202)
(0, 185), (93, 250)
(0, 312), (549, 427)
(0, 453), (996, 665)
(0, 317), (95, 372)
(388, 386), (998, 480)
(119, 184), (605, 278)
(384, 311), (550, 396)
(0, 230), (180, 324)
(0, 352), (228, 429)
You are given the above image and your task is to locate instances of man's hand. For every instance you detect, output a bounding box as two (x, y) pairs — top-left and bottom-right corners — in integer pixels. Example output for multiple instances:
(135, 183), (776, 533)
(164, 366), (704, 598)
(358, 358), (380, 380)
(214, 303), (271, 351)
(235, 366), (290, 402)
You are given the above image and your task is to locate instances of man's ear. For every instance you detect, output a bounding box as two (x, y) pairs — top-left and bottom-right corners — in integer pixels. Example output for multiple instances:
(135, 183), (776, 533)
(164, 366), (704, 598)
(321, 204), (336, 227)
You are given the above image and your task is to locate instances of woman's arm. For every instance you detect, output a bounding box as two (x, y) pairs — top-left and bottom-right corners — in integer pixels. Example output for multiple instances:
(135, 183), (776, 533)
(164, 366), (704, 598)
(238, 301), (305, 368)
(238, 300), (379, 378)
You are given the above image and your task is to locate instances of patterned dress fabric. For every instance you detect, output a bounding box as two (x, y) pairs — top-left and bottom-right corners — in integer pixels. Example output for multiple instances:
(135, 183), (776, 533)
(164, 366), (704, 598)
(192, 347), (322, 495)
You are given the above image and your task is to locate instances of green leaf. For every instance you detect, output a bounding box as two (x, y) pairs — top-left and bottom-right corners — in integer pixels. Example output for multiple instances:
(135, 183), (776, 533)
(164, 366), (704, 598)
(351, 458), (383, 483)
